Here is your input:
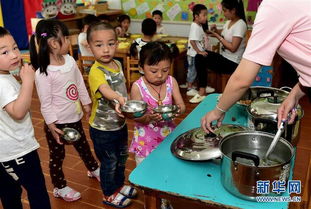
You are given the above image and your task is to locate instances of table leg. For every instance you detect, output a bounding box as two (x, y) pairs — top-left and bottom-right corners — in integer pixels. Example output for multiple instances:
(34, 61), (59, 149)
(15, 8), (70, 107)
(144, 190), (161, 209)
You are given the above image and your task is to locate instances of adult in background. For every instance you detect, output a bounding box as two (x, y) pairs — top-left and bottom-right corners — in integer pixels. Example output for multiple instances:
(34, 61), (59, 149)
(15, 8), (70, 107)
(190, 0), (247, 103)
(201, 0), (311, 132)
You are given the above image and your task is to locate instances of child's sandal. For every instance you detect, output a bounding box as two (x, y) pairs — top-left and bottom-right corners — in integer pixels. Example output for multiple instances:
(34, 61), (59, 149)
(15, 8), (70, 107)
(103, 192), (131, 208)
(53, 186), (81, 202)
(119, 185), (137, 198)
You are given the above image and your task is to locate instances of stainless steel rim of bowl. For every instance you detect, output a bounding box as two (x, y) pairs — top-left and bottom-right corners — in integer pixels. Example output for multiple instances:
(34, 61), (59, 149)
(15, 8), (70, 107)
(121, 100), (147, 113)
(154, 105), (178, 113)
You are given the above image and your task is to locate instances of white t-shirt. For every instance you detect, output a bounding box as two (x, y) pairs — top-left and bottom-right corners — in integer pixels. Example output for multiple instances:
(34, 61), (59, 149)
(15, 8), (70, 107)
(156, 25), (165, 34)
(0, 74), (39, 162)
(220, 19), (247, 64)
(133, 38), (148, 58)
(78, 32), (93, 57)
(187, 22), (205, 57)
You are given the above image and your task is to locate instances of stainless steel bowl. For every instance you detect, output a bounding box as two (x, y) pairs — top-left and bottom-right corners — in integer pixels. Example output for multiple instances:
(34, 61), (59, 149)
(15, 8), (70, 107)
(121, 100), (147, 119)
(153, 105), (179, 121)
(62, 127), (81, 144)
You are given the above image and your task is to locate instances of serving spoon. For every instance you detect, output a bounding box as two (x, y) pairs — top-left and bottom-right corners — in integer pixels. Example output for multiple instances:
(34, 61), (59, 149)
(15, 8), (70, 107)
(264, 120), (286, 160)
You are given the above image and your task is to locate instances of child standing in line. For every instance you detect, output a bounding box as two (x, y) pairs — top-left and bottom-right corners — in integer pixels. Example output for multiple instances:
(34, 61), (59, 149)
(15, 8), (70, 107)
(86, 22), (137, 208)
(129, 41), (185, 209)
(180, 4), (215, 97)
(30, 19), (100, 202)
(78, 14), (99, 58)
(115, 14), (131, 38)
(152, 10), (165, 34)
(129, 18), (157, 59)
(78, 15), (99, 73)
(0, 27), (51, 209)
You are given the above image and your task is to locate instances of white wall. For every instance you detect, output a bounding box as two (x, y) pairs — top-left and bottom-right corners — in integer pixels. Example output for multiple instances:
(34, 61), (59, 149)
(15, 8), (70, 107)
(129, 19), (220, 46)
(129, 19), (191, 37)
(107, 0), (122, 9)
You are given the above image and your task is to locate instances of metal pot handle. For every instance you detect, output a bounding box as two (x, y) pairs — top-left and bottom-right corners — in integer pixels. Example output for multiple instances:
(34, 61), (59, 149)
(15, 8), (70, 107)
(232, 151), (260, 167)
(280, 86), (292, 93)
(256, 90), (275, 98)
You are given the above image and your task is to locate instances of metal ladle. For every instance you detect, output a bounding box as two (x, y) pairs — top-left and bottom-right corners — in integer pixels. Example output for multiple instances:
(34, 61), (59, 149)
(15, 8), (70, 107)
(264, 107), (296, 161)
(264, 120), (286, 160)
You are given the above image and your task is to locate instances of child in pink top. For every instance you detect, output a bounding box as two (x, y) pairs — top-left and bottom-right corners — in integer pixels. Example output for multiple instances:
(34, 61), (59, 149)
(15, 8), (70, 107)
(129, 41), (185, 209)
(29, 19), (99, 202)
(129, 41), (186, 164)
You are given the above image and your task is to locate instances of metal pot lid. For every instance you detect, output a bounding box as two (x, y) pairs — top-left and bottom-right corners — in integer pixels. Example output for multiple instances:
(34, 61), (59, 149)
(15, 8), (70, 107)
(238, 86), (290, 106)
(248, 97), (282, 120)
(170, 124), (248, 161)
(248, 96), (304, 121)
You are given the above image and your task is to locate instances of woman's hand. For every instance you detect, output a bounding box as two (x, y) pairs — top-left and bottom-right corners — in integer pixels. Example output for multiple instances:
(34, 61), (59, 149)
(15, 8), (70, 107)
(47, 123), (64, 145)
(206, 30), (218, 38)
(210, 24), (217, 32)
(201, 109), (225, 133)
(277, 83), (305, 127)
(277, 93), (299, 126)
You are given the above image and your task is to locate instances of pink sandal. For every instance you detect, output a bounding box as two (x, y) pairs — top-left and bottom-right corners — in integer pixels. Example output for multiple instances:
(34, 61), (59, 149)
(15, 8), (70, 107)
(53, 186), (81, 202)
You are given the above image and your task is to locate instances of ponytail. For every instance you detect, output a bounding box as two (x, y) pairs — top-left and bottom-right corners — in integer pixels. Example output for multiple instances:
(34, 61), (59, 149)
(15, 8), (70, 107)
(38, 34), (51, 76)
(29, 34), (39, 70)
(221, 0), (246, 23)
(236, 0), (246, 23)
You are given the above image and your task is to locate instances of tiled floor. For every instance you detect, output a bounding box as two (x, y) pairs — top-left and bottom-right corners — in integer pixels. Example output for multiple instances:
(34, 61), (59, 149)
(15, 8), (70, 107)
(1, 89), (310, 209)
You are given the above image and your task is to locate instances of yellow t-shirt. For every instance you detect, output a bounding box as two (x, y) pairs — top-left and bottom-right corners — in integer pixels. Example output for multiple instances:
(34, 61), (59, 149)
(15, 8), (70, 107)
(88, 60), (127, 131)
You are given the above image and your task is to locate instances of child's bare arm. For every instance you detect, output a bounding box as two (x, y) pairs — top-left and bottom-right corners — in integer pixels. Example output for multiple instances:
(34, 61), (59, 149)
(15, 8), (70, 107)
(98, 83), (126, 105)
(83, 104), (91, 122)
(172, 77), (186, 114)
(47, 123), (64, 145)
(4, 63), (35, 120)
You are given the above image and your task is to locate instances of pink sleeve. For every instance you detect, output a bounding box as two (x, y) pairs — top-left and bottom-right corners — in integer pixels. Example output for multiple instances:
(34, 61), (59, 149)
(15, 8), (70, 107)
(243, 1), (294, 65)
(74, 61), (91, 105)
(35, 72), (58, 125)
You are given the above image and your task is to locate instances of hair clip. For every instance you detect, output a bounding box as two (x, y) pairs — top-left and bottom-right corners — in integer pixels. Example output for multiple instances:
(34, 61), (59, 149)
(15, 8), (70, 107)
(41, 33), (47, 37)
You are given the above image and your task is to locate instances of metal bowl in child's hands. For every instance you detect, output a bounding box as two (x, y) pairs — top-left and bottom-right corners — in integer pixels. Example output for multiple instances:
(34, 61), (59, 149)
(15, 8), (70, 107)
(121, 100), (147, 119)
(62, 127), (81, 144)
(153, 105), (179, 121)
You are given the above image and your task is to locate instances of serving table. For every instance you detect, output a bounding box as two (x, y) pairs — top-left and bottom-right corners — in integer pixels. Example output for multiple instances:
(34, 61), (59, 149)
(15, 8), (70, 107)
(129, 94), (294, 209)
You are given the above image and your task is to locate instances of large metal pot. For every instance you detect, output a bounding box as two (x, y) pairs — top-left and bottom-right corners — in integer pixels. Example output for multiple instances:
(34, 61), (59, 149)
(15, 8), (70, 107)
(240, 86), (290, 101)
(247, 94), (303, 146)
(220, 131), (294, 201)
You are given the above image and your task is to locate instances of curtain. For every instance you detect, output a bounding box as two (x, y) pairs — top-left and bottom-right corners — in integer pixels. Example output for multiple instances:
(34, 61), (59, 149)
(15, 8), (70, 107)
(1, 0), (28, 49)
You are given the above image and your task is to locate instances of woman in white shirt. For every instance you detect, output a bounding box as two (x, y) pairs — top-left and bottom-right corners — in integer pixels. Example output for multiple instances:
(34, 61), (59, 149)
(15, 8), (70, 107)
(190, 0), (247, 104)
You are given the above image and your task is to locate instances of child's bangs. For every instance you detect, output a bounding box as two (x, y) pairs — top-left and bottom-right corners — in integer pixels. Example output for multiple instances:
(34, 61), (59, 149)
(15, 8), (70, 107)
(145, 50), (171, 66)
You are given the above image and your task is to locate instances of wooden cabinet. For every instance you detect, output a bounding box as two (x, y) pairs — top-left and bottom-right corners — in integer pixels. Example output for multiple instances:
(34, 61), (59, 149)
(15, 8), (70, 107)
(57, 9), (123, 34)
